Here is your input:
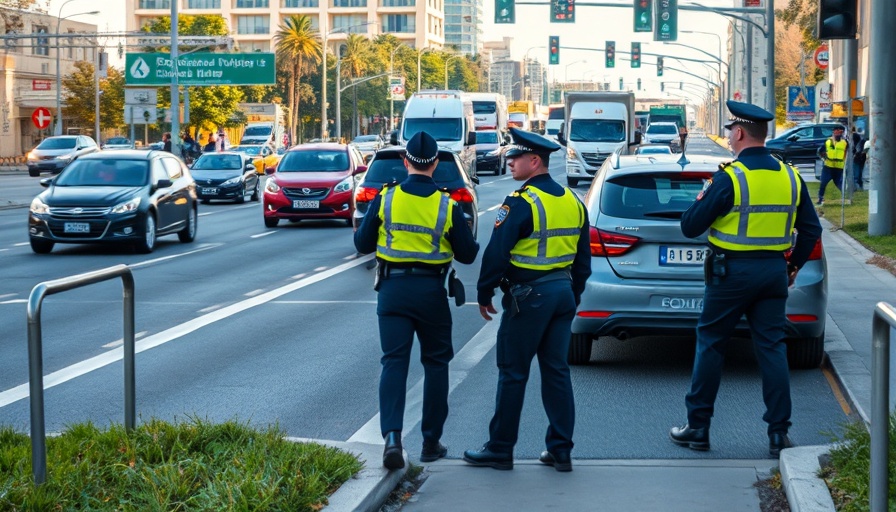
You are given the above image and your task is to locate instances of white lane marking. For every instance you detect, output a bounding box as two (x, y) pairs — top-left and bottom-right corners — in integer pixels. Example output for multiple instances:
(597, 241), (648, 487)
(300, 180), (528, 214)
(199, 303), (225, 313)
(13, 242), (28, 247)
(197, 204), (257, 217)
(102, 331), (148, 349)
(272, 300), (377, 304)
(245, 289), (264, 297)
(0, 249), (8, 252)
(314, 266), (328, 272)
(1, 299), (27, 305)
(128, 243), (221, 269)
(250, 231), (277, 239)
(0, 253), (376, 409)
(291, 273), (307, 280)
(348, 318), (501, 444)
(0, 293), (15, 300)
(478, 203), (504, 217)
(343, 254), (356, 260)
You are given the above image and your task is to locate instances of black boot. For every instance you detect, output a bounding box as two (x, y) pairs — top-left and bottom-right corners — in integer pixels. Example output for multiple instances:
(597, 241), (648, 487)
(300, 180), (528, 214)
(539, 450), (572, 472)
(420, 440), (448, 462)
(769, 432), (793, 458)
(383, 431), (404, 470)
(669, 424), (710, 451)
(462, 445), (513, 470)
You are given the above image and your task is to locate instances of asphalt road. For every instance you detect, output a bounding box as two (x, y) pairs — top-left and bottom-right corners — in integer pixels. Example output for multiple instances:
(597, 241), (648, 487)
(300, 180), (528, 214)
(0, 136), (850, 461)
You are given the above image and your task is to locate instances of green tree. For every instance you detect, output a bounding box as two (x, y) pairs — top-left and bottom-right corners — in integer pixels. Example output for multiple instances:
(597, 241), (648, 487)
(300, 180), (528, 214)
(338, 34), (372, 139)
(275, 15), (322, 144)
(0, 0), (43, 10)
(61, 61), (125, 133)
(777, 0), (820, 50)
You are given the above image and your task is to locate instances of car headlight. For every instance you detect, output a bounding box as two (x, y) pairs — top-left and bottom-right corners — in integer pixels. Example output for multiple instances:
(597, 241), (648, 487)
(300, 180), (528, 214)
(264, 179), (280, 194)
(111, 197), (141, 214)
(334, 177), (353, 193)
(222, 177), (241, 186)
(27, 152), (37, 161)
(567, 147), (578, 160)
(30, 197), (49, 215)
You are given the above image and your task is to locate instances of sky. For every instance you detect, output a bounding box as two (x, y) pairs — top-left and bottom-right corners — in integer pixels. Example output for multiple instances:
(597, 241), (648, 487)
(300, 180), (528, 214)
(48, 0), (127, 66)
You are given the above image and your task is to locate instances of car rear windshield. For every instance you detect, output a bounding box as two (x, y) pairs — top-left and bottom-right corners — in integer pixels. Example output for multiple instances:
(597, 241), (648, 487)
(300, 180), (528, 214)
(569, 120), (625, 142)
(365, 153), (460, 184)
(403, 118), (463, 142)
(278, 150), (349, 172)
(472, 101), (496, 114)
(598, 172), (707, 220)
(647, 124), (679, 135)
(37, 138), (76, 150)
(637, 147), (672, 154)
(55, 160), (149, 187)
(476, 132), (499, 144)
(243, 126), (271, 136)
(193, 154), (242, 170)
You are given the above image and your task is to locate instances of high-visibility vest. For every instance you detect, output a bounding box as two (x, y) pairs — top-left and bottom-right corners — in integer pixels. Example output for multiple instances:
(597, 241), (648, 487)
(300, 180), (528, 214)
(707, 161), (800, 252)
(376, 185), (455, 264)
(509, 185), (585, 270)
(824, 139), (847, 169)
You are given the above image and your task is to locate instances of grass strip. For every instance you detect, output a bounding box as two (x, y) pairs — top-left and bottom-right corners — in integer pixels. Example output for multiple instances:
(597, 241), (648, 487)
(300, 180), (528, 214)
(0, 417), (362, 511)
(805, 182), (896, 261)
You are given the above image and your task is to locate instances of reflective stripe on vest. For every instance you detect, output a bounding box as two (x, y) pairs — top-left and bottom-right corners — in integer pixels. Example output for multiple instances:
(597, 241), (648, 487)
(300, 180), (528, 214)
(376, 186), (454, 263)
(509, 185), (584, 269)
(824, 139), (847, 169)
(707, 161), (799, 251)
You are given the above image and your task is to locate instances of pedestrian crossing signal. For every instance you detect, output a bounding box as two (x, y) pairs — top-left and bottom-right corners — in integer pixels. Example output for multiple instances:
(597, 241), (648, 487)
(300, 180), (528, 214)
(605, 41), (615, 68)
(549, 36), (560, 65)
(657, 56), (664, 76)
(631, 42), (641, 68)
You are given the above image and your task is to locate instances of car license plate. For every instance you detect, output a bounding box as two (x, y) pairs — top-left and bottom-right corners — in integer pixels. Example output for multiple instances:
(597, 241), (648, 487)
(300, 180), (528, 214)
(63, 222), (90, 233)
(201, 187), (218, 195)
(293, 200), (319, 209)
(659, 246), (710, 265)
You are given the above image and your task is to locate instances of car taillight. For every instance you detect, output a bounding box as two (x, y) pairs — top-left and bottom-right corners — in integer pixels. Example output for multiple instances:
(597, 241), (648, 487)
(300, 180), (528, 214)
(577, 311), (612, 318)
(450, 188), (475, 203)
(590, 227), (640, 257)
(355, 186), (379, 203)
(784, 238), (823, 262)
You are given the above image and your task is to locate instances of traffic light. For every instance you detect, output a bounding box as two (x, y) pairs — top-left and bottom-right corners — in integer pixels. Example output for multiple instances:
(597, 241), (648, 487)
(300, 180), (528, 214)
(605, 41), (615, 68)
(661, 82), (665, 92)
(631, 42), (641, 68)
(817, 0), (857, 39)
(619, 77), (624, 90)
(495, 0), (515, 23)
(549, 36), (560, 65)
(633, 0), (652, 32)
(654, 0), (678, 42)
(636, 78), (641, 90)
(550, 0), (575, 22)
(656, 56), (664, 76)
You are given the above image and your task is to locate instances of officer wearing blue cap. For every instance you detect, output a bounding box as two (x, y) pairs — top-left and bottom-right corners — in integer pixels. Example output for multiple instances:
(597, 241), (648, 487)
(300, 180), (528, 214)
(670, 100), (822, 457)
(354, 130), (479, 470)
(463, 128), (591, 472)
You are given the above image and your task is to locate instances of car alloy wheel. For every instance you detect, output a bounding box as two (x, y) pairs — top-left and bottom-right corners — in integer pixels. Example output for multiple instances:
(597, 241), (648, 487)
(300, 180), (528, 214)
(178, 207), (197, 243)
(135, 213), (157, 254)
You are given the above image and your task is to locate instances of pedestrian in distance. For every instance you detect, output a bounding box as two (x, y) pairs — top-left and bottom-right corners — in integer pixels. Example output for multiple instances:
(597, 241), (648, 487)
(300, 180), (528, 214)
(815, 124), (848, 205)
(215, 129), (227, 152)
(353, 131), (479, 470)
(203, 134), (217, 153)
(463, 128), (591, 472)
(851, 127), (867, 191)
(162, 132), (172, 153)
(670, 100), (823, 458)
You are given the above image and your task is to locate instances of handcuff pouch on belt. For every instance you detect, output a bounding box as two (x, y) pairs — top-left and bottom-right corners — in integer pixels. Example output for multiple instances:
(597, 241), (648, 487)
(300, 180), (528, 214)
(703, 251), (727, 285)
(446, 268), (465, 307)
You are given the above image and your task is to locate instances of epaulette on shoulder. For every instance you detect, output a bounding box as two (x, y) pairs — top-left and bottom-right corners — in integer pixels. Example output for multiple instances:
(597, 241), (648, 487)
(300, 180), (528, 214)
(382, 180), (399, 188)
(438, 186), (451, 193)
(511, 185), (529, 197)
(718, 161), (733, 171)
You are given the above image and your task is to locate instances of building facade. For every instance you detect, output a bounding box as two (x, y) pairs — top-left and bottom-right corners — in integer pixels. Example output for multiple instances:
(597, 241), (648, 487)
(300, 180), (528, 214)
(443, 0), (481, 55)
(127, 0), (445, 55)
(0, 8), (97, 157)
(482, 37), (520, 100)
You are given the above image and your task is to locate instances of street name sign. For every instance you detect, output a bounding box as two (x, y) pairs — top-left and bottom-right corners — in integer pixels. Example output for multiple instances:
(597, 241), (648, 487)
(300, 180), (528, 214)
(125, 53), (275, 86)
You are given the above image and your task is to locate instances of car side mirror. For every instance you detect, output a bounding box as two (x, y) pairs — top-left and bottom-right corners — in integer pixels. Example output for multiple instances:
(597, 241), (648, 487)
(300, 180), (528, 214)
(352, 165), (367, 176)
(632, 131), (642, 146)
(557, 127), (567, 146)
(472, 176), (480, 185)
(156, 178), (173, 189)
(390, 132), (398, 146)
(466, 132), (477, 146)
(40, 178), (52, 188)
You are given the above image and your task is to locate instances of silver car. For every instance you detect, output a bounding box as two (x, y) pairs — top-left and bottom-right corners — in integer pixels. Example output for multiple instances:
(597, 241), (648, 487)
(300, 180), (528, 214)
(27, 135), (99, 177)
(570, 153), (827, 369)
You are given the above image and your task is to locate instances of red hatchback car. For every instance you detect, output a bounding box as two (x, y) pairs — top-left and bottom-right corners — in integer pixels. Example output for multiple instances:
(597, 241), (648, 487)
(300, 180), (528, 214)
(263, 143), (366, 227)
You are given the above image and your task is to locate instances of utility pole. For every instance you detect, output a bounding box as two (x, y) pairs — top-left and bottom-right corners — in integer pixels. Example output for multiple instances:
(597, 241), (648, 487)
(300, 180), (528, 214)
(868, 0), (895, 235)
(170, 0), (180, 157)
(765, 0), (775, 137)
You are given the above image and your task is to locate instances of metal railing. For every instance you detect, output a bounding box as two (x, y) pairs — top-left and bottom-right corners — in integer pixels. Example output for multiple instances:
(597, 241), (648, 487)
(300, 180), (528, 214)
(871, 301), (896, 512)
(26, 264), (135, 485)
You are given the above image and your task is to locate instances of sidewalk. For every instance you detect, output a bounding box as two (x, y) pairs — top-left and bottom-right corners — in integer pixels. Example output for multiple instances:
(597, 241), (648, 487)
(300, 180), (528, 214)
(322, 217), (889, 512)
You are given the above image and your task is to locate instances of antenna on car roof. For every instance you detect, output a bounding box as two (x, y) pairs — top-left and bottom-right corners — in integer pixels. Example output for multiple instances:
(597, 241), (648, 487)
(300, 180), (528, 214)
(676, 127), (690, 167)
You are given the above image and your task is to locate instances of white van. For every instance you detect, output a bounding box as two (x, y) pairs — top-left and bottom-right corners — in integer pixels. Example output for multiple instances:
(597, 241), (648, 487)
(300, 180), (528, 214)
(466, 92), (508, 133)
(399, 90), (478, 178)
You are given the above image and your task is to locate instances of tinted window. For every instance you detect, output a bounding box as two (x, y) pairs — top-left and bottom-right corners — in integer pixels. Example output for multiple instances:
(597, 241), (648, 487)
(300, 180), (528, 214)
(786, 127), (812, 139)
(548, 108), (564, 120)
(570, 120), (625, 142)
(106, 137), (130, 145)
(600, 172), (707, 219)
(36, 137), (76, 150)
(476, 132), (499, 144)
(353, 135), (379, 142)
(278, 150), (349, 171)
(232, 146), (262, 155)
(403, 118), (463, 142)
(55, 159), (149, 187)
(646, 124), (678, 135)
(818, 126), (838, 138)
(365, 152), (461, 183)
(244, 126), (271, 136)
(193, 154), (242, 170)
(472, 101), (496, 114)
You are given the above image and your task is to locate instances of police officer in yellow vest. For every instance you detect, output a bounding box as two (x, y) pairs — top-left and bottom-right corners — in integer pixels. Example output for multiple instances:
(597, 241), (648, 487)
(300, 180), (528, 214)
(353, 131), (479, 470)
(463, 128), (591, 472)
(669, 101), (822, 458)
(816, 124), (848, 205)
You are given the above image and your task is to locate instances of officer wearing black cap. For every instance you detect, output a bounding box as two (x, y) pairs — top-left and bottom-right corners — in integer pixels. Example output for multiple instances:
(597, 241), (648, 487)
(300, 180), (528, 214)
(354, 131), (479, 470)
(669, 100), (822, 457)
(463, 128), (591, 472)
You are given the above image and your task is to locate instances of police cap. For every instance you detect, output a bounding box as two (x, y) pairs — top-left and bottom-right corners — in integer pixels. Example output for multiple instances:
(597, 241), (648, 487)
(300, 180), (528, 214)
(723, 100), (775, 129)
(405, 131), (439, 165)
(504, 127), (562, 158)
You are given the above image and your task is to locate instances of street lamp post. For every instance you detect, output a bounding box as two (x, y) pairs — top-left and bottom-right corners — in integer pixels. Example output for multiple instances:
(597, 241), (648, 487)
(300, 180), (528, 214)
(681, 30), (725, 136)
(417, 47), (435, 91)
(564, 59), (586, 84)
(322, 22), (374, 141)
(389, 43), (407, 133)
(444, 55), (460, 90)
(54, 2), (98, 136)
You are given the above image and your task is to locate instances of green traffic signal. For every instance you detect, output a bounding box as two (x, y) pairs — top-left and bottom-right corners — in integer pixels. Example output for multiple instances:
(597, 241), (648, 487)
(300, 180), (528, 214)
(605, 40), (615, 68)
(631, 42), (641, 69)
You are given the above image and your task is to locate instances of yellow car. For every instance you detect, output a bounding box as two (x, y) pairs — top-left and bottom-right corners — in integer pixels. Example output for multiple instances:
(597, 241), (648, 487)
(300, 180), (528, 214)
(230, 144), (282, 175)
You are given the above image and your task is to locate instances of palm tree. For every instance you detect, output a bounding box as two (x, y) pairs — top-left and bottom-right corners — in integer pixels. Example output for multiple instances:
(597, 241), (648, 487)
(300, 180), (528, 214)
(340, 34), (371, 139)
(274, 15), (322, 144)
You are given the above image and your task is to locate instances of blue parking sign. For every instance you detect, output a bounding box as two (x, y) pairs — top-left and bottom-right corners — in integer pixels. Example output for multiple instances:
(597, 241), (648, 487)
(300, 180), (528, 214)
(786, 86), (815, 121)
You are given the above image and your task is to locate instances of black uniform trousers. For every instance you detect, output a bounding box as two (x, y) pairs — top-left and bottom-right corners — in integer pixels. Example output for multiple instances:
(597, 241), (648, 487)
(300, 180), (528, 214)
(487, 279), (577, 455)
(686, 257), (792, 435)
(377, 274), (454, 442)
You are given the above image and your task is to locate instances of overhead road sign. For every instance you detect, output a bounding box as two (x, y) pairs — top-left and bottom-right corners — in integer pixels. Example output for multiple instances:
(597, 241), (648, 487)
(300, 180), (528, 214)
(125, 52), (275, 86)
(654, 0), (678, 41)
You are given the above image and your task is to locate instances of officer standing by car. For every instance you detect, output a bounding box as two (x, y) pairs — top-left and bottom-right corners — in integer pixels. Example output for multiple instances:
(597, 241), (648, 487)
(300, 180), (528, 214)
(816, 124), (848, 205)
(669, 100), (823, 458)
(354, 131), (479, 470)
(463, 128), (591, 472)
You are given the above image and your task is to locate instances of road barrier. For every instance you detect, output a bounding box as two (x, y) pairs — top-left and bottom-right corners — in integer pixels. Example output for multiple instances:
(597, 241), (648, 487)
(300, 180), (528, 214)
(871, 301), (896, 512)
(26, 264), (135, 485)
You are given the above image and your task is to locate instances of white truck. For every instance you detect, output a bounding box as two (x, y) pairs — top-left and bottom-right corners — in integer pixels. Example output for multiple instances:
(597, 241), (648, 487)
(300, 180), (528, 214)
(466, 92), (508, 133)
(559, 92), (638, 188)
(238, 103), (287, 150)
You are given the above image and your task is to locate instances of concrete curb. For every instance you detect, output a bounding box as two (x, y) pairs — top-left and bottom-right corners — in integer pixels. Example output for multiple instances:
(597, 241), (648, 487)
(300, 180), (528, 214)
(706, 134), (728, 149)
(780, 445), (836, 512)
(285, 437), (408, 512)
